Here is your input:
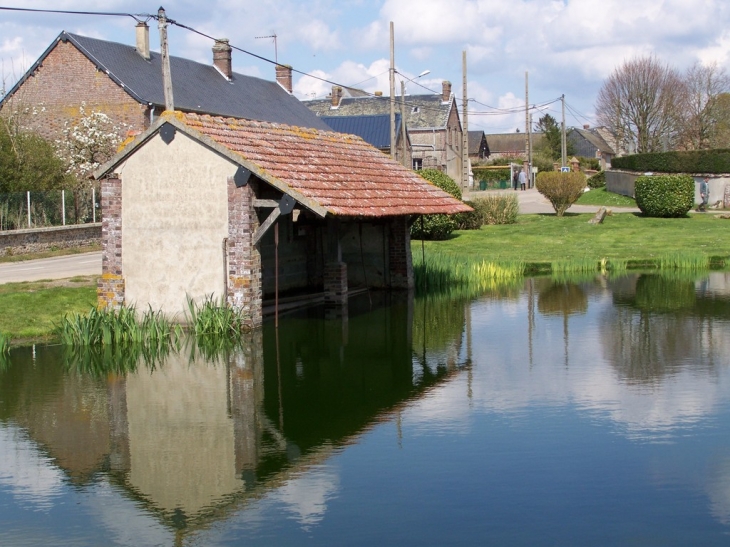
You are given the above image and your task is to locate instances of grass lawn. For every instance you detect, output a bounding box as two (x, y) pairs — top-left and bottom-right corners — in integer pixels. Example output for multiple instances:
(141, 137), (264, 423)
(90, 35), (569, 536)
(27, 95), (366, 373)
(575, 187), (637, 207)
(415, 212), (730, 267)
(0, 277), (97, 342)
(0, 244), (100, 263)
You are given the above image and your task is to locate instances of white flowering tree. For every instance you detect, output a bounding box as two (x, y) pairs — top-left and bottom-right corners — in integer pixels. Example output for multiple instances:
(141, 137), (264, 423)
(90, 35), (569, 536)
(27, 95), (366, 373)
(56, 105), (126, 222)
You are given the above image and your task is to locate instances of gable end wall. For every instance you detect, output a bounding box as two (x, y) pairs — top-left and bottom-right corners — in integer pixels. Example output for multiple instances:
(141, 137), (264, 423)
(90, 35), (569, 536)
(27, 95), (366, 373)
(1, 40), (149, 141)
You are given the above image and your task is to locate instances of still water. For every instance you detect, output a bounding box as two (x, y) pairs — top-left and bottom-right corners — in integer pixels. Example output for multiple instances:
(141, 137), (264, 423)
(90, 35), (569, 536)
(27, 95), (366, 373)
(2, 273), (730, 546)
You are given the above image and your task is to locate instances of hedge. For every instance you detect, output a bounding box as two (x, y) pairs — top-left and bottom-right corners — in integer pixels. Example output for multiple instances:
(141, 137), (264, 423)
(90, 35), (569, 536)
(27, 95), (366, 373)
(612, 149), (730, 173)
(634, 174), (694, 217)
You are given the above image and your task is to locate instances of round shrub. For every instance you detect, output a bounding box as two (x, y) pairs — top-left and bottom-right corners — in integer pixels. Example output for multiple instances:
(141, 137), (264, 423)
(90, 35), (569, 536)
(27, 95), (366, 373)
(634, 174), (693, 217)
(535, 171), (586, 216)
(411, 169), (461, 240)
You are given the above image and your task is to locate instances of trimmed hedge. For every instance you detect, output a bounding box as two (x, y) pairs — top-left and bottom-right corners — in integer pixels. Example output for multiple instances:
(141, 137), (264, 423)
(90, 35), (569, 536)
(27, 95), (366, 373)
(612, 149), (730, 173)
(587, 170), (606, 189)
(634, 175), (694, 217)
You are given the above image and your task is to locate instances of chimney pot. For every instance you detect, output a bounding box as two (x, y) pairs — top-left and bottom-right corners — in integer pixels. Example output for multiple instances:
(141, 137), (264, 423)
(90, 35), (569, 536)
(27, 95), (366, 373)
(135, 22), (150, 60)
(583, 124), (590, 129)
(374, 91), (383, 96)
(276, 64), (293, 93)
(331, 86), (343, 107)
(213, 39), (232, 80)
(442, 81), (452, 102)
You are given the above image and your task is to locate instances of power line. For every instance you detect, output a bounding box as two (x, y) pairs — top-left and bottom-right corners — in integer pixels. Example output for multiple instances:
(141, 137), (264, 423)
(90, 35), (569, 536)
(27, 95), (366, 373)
(0, 5), (151, 22)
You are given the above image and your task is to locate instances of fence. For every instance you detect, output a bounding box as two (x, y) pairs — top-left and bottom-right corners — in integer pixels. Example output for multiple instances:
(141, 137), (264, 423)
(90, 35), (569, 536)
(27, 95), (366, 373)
(0, 186), (100, 231)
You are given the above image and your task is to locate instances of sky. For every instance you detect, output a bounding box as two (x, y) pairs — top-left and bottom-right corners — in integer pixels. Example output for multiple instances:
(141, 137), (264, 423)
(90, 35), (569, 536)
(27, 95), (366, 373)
(1, 0), (730, 134)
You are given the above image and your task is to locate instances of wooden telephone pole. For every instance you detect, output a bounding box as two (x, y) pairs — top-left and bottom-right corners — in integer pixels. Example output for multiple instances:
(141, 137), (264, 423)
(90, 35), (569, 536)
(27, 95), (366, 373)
(158, 7), (174, 111)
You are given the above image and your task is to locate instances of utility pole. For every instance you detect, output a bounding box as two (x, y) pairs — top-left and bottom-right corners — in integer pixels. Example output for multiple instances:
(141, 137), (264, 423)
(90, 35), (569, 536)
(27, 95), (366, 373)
(158, 7), (174, 111)
(524, 71), (529, 188)
(389, 22), (396, 160)
(561, 94), (567, 168)
(400, 80), (408, 167)
(462, 50), (469, 191)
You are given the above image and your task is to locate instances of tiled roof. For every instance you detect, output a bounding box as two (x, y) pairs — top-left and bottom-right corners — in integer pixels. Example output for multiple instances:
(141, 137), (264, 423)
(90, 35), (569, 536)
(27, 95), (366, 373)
(569, 128), (615, 155)
(305, 94), (454, 130)
(468, 131), (489, 156)
(101, 112), (471, 218)
(321, 114), (402, 150)
(1, 31), (329, 131)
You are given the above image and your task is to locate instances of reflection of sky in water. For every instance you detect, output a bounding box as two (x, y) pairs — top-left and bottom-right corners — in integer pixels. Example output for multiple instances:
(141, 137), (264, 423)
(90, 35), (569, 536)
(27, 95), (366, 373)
(2, 274), (730, 544)
(0, 424), (63, 511)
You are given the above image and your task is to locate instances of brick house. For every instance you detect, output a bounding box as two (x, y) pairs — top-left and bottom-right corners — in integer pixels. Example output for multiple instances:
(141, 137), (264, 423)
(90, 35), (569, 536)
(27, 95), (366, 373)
(0, 24), (328, 141)
(468, 130), (490, 162)
(94, 112), (470, 327)
(305, 82), (463, 182)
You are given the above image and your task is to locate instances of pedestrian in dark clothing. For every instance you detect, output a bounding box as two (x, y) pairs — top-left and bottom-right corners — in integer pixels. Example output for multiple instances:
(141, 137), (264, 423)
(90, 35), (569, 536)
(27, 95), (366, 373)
(698, 177), (709, 212)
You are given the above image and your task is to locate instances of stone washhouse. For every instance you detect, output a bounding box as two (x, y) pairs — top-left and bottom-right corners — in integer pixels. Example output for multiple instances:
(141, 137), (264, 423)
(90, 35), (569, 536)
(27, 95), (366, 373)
(95, 112), (471, 327)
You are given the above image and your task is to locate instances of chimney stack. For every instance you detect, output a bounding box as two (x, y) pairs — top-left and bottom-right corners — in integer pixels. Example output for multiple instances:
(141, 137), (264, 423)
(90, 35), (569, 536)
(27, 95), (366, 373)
(213, 39), (232, 80)
(583, 124), (590, 130)
(276, 64), (293, 93)
(442, 81), (452, 102)
(136, 22), (150, 60)
(331, 86), (343, 107)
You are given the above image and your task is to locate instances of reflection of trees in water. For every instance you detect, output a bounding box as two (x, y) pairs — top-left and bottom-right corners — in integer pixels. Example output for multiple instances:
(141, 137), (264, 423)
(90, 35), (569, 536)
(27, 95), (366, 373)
(537, 281), (588, 316)
(604, 274), (720, 384)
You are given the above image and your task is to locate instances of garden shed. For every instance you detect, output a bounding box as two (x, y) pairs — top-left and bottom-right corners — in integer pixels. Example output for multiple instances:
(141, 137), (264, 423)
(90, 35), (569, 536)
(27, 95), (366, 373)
(94, 111), (470, 327)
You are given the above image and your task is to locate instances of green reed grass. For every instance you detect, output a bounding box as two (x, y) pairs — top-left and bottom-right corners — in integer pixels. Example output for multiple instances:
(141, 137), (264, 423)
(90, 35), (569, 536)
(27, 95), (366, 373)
(186, 295), (246, 339)
(413, 251), (524, 295)
(656, 252), (710, 271)
(57, 305), (182, 348)
(0, 331), (9, 356)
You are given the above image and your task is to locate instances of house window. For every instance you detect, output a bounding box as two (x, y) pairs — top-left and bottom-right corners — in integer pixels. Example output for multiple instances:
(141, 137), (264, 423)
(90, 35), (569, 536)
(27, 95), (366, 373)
(412, 106), (419, 114)
(413, 158), (423, 170)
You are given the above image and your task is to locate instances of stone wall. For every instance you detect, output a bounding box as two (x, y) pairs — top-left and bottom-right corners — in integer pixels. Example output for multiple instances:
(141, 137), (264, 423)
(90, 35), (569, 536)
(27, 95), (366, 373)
(606, 170), (730, 207)
(0, 223), (100, 256)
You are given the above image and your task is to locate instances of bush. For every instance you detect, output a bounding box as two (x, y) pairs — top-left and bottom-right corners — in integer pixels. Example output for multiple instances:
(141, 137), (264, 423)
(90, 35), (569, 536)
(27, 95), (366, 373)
(411, 169), (461, 240)
(634, 174), (694, 217)
(535, 171), (586, 216)
(459, 194), (519, 227)
(587, 170), (606, 189)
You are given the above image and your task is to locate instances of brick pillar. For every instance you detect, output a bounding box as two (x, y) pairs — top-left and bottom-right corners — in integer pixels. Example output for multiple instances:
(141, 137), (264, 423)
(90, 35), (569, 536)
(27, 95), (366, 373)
(324, 261), (348, 305)
(227, 179), (262, 328)
(388, 216), (413, 290)
(97, 175), (125, 310)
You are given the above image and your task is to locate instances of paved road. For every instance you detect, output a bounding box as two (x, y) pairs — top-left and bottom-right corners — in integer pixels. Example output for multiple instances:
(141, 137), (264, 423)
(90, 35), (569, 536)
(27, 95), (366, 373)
(0, 251), (102, 284)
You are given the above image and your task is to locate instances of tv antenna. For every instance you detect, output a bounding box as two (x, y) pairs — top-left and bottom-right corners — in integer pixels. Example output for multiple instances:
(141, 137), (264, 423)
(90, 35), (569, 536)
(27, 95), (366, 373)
(255, 33), (278, 64)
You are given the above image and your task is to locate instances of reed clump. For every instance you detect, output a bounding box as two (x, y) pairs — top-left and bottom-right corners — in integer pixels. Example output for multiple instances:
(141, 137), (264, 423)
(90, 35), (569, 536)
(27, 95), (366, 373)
(185, 295), (247, 340)
(57, 305), (181, 348)
(414, 251), (524, 295)
(0, 331), (9, 356)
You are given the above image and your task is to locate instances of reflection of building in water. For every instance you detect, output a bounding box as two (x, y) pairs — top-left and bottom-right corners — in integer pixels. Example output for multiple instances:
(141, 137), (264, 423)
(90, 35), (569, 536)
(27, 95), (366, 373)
(0, 291), (469, 537)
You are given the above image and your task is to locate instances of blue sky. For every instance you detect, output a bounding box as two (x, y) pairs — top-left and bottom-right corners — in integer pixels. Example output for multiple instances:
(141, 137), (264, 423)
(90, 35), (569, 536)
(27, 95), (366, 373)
(2, 0), (729, 134)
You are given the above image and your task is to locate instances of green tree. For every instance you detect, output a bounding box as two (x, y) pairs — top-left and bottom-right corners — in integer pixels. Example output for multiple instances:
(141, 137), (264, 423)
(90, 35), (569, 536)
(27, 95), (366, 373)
(0, 116), (68, 194)
(410, 169), (461, 240)
(535, 114), (561, 160)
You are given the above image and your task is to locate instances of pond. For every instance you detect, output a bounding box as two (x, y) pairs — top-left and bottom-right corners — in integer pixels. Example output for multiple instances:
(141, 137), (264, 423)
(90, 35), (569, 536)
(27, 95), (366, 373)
(1, 272), (730, 546)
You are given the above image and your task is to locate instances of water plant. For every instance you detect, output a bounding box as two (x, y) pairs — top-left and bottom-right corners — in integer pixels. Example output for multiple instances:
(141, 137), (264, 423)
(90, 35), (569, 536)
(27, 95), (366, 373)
(0, 331), (9, 356)
(186, 295), (247, 340)
(57, 305), (181, 348)
(656, 252), (710, 271)
(413, 251), (524, 295)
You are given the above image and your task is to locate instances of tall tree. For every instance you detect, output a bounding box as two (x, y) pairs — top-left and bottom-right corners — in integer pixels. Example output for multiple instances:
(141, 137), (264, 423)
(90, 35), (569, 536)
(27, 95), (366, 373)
(534, 114), (561, 160)
(679, 62), (730, 150)
(595, 56), (684, 153)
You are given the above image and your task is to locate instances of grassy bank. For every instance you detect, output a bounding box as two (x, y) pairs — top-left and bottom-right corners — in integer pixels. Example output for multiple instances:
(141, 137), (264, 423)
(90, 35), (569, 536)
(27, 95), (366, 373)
(0, 277), (97, 342)
(413, 213), (729, 272)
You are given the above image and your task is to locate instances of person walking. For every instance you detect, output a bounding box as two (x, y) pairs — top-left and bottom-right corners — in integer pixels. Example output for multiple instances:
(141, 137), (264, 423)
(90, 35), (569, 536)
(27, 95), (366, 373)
(697, 176), (710, 212)
(518, 169), (527, 191)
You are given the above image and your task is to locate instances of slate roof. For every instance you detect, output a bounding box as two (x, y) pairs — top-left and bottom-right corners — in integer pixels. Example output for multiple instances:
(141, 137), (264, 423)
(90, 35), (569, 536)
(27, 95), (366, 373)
(485, 132), (544, 154)
(468, 130), (490, 157)
(568, 127), (615, 155)
(320, 114), (402, 150)
(305, 94), (455, 130)
(97, 112), (471, 218)
(1, 31), (329, 130)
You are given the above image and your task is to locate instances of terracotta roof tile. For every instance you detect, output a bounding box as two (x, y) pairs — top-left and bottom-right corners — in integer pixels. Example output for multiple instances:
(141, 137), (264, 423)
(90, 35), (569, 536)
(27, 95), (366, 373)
(182, 113), (471, 217)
